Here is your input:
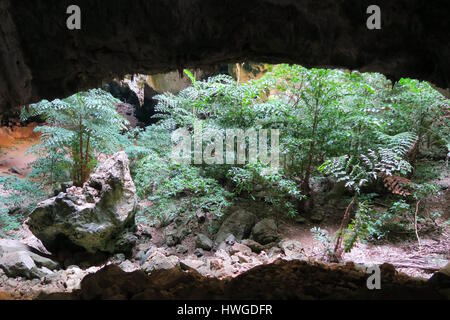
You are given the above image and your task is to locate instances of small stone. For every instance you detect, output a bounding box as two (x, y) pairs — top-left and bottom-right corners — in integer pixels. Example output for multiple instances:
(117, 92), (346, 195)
(9, 166), (24, 175)
(176, 245), (188, 254)
(235, 252), (250, 264)
(194, 248), (204, 258)
(225, 234), (236, 246)
(268, 246), (283, 258)
(196, 209), (206, 224)
(118, 260), (137, 272)
(241, 239), (264, 254)
(229, 243), (252, 256)
(180, 259), (205, 271)
(208, 259), (223, 271)
(112, 253), (126, 263)
(165, 230), (180, 247)
(279, 239), (305, 260)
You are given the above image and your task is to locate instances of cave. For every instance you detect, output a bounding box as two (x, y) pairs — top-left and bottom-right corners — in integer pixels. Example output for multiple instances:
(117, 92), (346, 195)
(0, 0), (449, 307)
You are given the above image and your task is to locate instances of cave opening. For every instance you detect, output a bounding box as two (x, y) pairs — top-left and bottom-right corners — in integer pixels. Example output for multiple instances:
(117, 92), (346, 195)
(0, 1), (449, 302)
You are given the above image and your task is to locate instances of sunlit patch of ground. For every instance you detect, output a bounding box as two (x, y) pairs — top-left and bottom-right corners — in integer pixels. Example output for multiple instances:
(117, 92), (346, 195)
(0, 124), (40, 178)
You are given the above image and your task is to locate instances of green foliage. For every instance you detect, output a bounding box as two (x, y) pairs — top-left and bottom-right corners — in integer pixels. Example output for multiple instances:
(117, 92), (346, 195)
(22, 89), (127, 186)
(387, 79), (448, 144)
(343, 200), (375, 251)
(310, 227), (334, 259)
(149, 64), (448, 226)
(134, 152), (231, 224)
(228, 162), (302, 217)
(0, 176), (44, 237)
(319, 132), (417, 194)
(341, 181), (441, 247)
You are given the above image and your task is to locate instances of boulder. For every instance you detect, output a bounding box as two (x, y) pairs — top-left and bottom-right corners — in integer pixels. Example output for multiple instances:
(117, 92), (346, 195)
(0, 251), (42, 279)
(428, 262), (450, 295)
(28, 152), (137, 254)
(180, 259), (205, 272)
(195, 234), (213, 251)
(215, 210), (256, 244)
(8, 166), (24, 176)
(251, 218), (279, 245)
(0, 239), (29, 255)
(0, 239), (60, 279)
(241, 239), (264, 254)
(118, 260), (138, 273)
(142, 251), (179, 273)
(28, 252), (59, 270)
(229, 243), (252, 256)
(165, 222), (191, 247)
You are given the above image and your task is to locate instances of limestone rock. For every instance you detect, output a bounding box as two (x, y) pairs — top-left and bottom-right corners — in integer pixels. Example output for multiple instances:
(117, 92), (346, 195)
(195, 234), (213, 251)
(28, 252), (59, 270)
(251, 218), (279, 245)
(28, 152), (137, 254)
(241, 239), (264, 254)
(175, 245), (188, 254)
(0, 239), (29, 255)
(215, 210), (256, 244)
(229, 243), (252, 256)
(0, 239), (60, 279)
(0, 251), (42, 279)
(180, 259), (205, 272)
(142, 251), (179, 273)
(195, 209), (206, 223)
(279, 239), (305, 261)
(118, 260), (138, 273)
(194, 248), (204, 258)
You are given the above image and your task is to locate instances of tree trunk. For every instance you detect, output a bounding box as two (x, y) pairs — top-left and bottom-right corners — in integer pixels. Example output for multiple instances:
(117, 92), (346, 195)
(333, 196), (357, 261)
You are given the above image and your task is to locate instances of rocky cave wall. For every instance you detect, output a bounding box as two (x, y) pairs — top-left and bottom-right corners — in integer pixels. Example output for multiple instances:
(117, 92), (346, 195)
(1, 0), (450, 116)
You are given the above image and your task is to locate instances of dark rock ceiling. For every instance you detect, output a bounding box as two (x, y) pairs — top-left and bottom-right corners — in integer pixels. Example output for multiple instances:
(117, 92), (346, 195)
(0, 0), (449, 115)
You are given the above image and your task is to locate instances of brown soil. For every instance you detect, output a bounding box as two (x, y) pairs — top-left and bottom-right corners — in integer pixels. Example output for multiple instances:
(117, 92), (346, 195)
(0, 125), (40, 178)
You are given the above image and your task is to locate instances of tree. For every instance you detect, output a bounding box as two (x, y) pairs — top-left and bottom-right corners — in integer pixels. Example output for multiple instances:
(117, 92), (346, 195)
(22, 89), (127, 186)
(387, 78), (449, 164)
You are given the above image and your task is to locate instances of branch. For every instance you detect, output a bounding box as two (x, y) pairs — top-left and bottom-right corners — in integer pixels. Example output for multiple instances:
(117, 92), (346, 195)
(414, 199), (422, 249)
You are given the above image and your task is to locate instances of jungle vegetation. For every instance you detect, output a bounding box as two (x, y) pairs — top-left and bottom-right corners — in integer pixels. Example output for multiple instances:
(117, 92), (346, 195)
(1, 64), (448, 258)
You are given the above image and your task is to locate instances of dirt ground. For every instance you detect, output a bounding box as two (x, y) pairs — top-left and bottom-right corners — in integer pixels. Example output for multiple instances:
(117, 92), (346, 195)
(0, 125), (40, 178)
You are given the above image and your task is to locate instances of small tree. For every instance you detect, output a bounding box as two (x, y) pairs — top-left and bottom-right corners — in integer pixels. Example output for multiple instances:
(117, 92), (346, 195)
(22, 89), (127, 186)
(388, 79), (449, 163)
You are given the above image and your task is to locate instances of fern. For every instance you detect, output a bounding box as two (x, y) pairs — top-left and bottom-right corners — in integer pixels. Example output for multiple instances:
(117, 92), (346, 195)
(320, 132), (417, 193)
(21, 89), (127, 186)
